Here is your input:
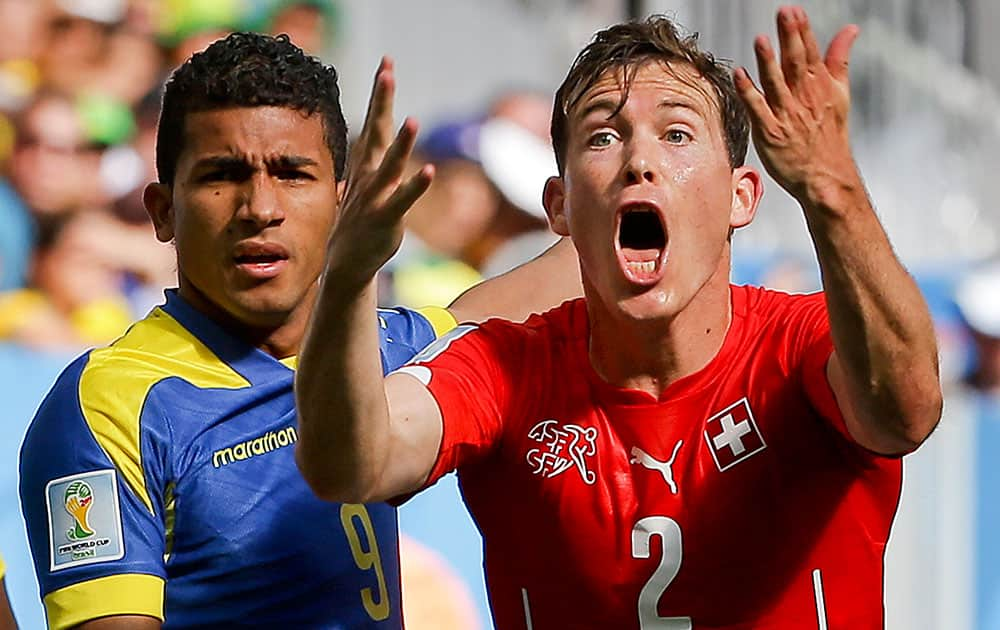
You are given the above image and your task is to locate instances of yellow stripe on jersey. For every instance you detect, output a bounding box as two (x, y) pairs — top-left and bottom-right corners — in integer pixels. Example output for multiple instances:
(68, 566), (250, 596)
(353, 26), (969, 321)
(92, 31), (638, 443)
(417, 306), (457, 339)
(44, 573), (164, 630)
(79, 307), (250, 514)
(0, 551), (5, 579)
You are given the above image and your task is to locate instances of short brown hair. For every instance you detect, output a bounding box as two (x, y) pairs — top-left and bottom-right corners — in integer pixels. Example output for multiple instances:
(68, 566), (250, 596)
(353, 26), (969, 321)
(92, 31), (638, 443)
(550, 15), (749, 174)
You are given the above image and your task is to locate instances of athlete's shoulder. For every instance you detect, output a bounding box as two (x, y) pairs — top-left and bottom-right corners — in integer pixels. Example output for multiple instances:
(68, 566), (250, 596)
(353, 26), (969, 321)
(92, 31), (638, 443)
(478, 297), (585, 343)
(83, 306), (248, 389)
(734, 284), (826, 325)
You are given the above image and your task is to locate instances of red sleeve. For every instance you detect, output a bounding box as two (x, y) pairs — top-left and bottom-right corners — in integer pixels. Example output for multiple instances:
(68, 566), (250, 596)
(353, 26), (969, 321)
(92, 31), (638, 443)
(776, 291), (853, 442)
(394, 320), (523, 488)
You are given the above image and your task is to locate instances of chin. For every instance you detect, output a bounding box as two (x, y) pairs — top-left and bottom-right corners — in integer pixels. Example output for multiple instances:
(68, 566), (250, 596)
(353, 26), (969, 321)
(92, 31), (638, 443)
(615, 288), (680, 322)
(229, 290), (300, 325)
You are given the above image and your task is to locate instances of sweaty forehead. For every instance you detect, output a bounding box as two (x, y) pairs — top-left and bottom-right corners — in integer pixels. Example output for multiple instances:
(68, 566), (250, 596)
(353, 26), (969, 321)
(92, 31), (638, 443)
(572, 59), (721, 121)
(181, 106), (328, 162)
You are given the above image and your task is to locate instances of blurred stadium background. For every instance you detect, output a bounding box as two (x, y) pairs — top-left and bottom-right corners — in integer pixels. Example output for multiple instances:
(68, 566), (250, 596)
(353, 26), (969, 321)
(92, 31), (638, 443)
(0, 0), (997, 628)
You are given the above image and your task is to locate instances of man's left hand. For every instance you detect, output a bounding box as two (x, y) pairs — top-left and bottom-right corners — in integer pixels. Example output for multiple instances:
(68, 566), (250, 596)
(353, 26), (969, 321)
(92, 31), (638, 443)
(734, 6), (861, 207)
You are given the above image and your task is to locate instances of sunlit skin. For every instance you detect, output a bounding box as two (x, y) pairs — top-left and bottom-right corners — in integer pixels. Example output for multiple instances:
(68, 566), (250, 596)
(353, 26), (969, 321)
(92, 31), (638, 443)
(144, 106), (344, 358)
(544, 60), (762, 395)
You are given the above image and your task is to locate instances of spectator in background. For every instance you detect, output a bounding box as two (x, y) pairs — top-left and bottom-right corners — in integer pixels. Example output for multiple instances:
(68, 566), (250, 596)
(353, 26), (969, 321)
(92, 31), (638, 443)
(955, 263), (1000, 395)
(159, 0), (246, 68)
(951, 261), (1000, 628)
(40, 0), (128, 99)
(388, 95), (559, 308)
(266, 0), (338, 56)
(399, 536), (481, 630)
(9, 94), (108, 218)
(1, 92), (173, 350)
(0, 0), (50, 112)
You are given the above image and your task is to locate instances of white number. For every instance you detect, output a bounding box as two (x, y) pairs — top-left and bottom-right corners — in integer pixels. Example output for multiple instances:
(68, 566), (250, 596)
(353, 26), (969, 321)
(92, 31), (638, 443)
(631, 516), (692, 629)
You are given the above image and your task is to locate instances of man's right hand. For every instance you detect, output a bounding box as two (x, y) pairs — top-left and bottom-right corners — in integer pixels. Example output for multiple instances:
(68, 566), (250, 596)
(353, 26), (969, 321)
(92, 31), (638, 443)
(325, 57), (435, 291)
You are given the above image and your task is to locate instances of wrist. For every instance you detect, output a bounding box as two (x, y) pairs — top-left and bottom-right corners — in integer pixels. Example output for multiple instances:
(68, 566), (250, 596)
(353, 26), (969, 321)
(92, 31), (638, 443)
(321, 249), (381, 299)
(797, 166), (867, 220)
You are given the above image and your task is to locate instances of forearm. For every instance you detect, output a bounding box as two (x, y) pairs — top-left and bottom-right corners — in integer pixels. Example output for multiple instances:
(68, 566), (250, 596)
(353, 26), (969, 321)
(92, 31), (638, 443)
(448, 237), (581, 323)
(295, 276), (392, 502)
(804, 177), (941, 451)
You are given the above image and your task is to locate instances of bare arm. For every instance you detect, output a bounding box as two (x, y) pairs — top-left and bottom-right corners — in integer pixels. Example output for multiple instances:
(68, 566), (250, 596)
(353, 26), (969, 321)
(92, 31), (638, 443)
(448, 237), (580, 324)
(296, 59), (581, 501)
(736, 6), (941, 454)
(296, 59), (443, 502)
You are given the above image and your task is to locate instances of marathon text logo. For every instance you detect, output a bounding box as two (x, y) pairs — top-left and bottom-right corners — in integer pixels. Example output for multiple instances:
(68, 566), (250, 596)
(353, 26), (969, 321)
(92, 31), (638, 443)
(212, 426), (298, 468)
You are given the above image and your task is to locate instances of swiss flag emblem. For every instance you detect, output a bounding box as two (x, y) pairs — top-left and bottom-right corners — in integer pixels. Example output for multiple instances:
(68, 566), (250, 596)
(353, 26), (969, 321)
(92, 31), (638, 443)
(704, 398), (766, 472)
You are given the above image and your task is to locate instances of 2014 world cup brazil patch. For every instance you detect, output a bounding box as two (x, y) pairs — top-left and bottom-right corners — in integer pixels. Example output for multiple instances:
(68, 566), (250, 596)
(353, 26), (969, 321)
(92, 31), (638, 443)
(45, 469), (124, 571)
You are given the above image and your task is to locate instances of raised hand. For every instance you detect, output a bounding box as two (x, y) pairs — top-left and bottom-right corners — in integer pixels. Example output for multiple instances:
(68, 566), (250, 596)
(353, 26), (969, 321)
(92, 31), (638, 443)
(326, 57), (434, 284)
(733, 6), (860, 206)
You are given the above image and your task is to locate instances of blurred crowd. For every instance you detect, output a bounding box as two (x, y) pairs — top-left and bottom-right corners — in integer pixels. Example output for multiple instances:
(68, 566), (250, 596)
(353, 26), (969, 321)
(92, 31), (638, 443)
(2, 0), (1000, 627)
(0, 0), (563, 356)
(0, 1), (557, 627)
(0, 0), (341, 350)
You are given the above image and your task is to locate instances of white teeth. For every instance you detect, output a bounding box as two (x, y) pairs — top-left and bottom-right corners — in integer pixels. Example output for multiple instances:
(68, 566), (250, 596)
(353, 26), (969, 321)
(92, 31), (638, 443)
(627, 261), (656, 274)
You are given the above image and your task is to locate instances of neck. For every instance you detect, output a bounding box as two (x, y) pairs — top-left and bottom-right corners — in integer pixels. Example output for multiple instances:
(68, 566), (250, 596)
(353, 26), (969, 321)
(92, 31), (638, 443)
(586, 261), (732, 399)
(177, 281), (316, 360)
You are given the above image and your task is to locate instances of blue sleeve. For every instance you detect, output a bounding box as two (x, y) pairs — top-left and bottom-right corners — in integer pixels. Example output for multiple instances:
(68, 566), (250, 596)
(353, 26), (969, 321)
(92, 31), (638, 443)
(377, 307), (440, 373)
(19, 354), (168, 627)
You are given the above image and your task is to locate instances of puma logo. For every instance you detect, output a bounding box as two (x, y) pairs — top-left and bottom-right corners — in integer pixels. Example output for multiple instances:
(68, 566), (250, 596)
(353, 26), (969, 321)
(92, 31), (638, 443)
(630, 441), (683, 495)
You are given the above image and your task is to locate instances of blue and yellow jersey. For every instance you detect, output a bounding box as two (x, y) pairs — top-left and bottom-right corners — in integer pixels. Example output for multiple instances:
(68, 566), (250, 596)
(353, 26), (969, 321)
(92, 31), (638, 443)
(19, 290), (453, 629)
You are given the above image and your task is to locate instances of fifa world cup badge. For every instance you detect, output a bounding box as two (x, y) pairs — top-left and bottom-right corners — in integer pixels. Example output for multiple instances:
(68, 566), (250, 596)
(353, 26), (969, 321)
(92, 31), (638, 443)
(45, 469), (124, 571)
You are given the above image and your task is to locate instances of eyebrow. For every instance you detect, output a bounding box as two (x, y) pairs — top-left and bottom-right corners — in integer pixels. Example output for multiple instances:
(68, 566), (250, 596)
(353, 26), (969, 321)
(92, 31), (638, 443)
(577, 97), (621, 122)
(577, 97), (704, 124)
(268, 155), (319, 169)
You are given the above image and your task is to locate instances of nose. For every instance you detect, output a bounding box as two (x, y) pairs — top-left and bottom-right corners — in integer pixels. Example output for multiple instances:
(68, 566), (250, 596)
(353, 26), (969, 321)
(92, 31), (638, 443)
(623, 138), (658, 186)
(237, 173), (285, 228)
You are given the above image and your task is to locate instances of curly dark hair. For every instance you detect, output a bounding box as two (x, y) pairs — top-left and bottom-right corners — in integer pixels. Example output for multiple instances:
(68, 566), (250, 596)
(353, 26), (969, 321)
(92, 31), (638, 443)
(156, 32), (348, 185)
(551, 15), (749, 174)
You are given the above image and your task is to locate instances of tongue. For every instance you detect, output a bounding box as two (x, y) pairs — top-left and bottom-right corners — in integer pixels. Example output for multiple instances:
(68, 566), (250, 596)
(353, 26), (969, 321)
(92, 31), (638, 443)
(621, 247), (660, 263)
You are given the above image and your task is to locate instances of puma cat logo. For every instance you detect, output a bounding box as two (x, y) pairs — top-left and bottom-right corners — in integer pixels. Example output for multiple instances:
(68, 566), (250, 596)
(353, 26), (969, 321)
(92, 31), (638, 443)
(630, 440), (683, 495)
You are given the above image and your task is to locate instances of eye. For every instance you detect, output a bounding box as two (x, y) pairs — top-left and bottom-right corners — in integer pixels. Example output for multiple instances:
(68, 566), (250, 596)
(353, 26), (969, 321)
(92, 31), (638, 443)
(588, 131), (617, 148)
(664, 129), (692, 144)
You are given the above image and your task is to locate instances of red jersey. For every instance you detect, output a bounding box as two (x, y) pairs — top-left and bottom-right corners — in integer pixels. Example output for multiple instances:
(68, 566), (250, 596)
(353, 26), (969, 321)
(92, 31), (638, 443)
(399, 285), (902, 630)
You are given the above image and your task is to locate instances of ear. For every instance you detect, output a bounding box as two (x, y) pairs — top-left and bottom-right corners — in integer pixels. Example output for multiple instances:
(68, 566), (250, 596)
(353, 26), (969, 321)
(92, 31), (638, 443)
(143, 183), (175, 243)
(543, 176), (570, 236)
(336, 178), (347, 202)
(729, 166), (763, 229)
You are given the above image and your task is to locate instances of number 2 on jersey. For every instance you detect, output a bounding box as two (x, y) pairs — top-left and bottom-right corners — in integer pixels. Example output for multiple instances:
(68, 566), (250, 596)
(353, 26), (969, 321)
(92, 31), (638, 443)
(341, 504), (390, 621)
(632, 516), (692, 629)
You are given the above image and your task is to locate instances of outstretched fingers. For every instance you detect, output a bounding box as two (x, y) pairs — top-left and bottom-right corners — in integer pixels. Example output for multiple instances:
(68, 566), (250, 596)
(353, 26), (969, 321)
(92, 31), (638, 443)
(825, 24), (860, 83)
(370, 117), (419, 199)
(775, 6), (807, 88)
(353, 57), (397, 174)
(385, 164), (435, 218)
(752, 34), (792, 113)
(733, 66), (776, 128)
(794, 7), (823, 67)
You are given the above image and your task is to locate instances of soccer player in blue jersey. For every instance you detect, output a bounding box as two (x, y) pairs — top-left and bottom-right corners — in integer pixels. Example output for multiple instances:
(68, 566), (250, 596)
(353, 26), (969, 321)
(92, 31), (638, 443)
(18, 33), (577, 629)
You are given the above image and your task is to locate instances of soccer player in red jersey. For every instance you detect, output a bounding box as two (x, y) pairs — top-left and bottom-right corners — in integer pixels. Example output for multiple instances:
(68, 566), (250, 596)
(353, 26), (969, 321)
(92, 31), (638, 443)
(296, 6), (942, 629)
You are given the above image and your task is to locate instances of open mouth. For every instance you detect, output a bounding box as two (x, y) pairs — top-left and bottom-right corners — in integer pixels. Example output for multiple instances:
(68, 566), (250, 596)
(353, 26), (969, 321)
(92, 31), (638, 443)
(617, 205), (666, 284)
(233, 243), (289, 279)
(234, 253), (285, 265)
